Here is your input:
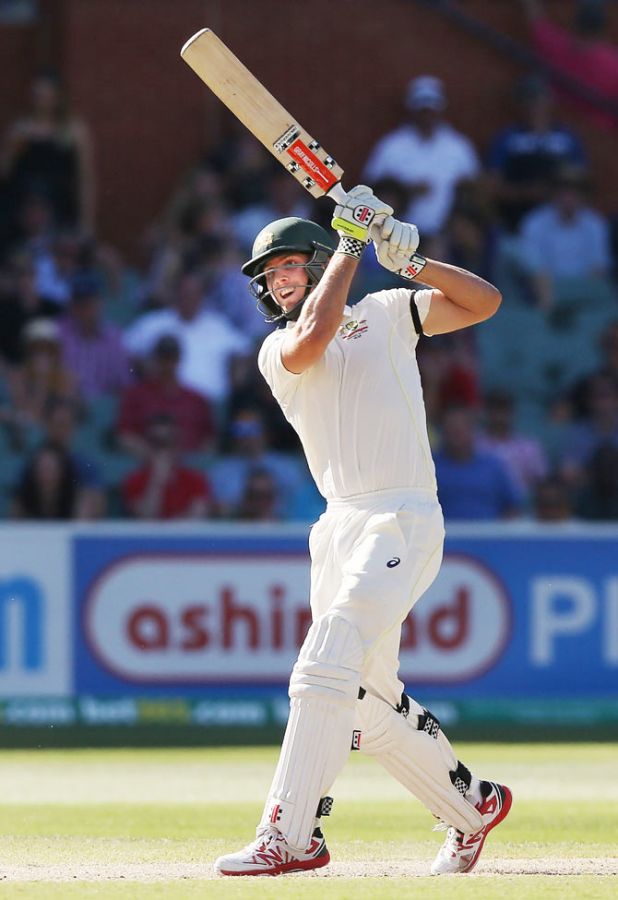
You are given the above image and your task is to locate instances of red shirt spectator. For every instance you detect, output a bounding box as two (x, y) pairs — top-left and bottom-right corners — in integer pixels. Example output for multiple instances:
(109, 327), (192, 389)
(116, 334), (216, 456)
(123, 464), (210, 519)
(122, 412), (211, 519)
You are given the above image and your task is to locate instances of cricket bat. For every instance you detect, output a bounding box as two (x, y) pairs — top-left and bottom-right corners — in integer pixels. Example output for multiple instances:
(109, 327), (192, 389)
(180, 29), (424, 276)
(180, 28), (347, 206)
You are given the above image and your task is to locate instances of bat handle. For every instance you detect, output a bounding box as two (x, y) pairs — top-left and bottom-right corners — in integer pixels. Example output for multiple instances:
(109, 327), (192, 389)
(327, 182), (348, 205)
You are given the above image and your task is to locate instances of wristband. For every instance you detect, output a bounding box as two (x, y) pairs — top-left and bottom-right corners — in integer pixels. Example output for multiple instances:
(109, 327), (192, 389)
(399, 253), (427, 280)
(336, 236), (366, 259)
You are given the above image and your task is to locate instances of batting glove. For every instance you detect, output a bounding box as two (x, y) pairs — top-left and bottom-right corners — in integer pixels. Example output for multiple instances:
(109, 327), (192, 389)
(332, 185), (394, 244)
(373, 216), (427, 280)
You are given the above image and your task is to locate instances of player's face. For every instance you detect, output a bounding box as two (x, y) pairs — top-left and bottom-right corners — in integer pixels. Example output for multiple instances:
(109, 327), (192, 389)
(264, 252), (311, 312)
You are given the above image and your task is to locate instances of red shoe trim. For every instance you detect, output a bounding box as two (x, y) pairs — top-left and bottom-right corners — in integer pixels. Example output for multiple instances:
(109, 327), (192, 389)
(219, 849), (330, 877)
(460, 785), (512, 874)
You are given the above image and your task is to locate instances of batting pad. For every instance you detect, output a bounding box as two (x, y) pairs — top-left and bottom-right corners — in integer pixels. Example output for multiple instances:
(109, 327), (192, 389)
(356, 691), (483, 833)
(259, 614), (363, 851)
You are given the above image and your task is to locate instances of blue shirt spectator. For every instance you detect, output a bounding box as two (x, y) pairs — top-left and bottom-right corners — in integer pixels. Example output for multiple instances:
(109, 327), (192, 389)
(486, 74), (587, 232)
(519, 203), (610, 280)
(434, 407), (521, 520)
(518, 164), (611, 310)
(208, 409), (307, 519)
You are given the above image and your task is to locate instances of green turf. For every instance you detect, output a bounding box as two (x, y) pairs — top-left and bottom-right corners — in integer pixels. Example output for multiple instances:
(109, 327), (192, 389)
(0, 878), (615, 899)
(0, 744), (616, 898)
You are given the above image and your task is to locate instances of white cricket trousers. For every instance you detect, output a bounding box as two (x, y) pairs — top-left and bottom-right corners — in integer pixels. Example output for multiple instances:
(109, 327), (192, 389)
(309, 486), (445, 707)
(259, 486), (446, 849)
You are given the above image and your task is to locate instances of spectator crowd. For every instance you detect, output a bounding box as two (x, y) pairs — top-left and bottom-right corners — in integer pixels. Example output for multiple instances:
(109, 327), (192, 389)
(1, 0), (617, 524)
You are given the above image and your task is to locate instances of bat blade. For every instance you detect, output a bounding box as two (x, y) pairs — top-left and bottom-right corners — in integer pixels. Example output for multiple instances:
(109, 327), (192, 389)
(180, 29), (345, 201)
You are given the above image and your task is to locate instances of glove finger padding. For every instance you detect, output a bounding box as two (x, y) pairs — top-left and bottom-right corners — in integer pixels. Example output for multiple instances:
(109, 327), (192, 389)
(332, 184), (394, 243)
(375, 215), (396, 242)
(373, 218), (422, 275)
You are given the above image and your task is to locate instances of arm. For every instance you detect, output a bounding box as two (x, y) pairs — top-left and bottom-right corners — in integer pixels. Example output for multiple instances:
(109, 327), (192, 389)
(117, 431), (151, 459)
(281, 185), (394, 374)
(281, 252), (359, 374)
(128, 455), (172, 519)
(419, 260), (502, 335)
(372, 218), (501, 334)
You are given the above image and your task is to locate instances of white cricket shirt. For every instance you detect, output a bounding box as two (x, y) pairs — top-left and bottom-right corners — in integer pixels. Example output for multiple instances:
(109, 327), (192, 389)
(258, 287), (437, 500)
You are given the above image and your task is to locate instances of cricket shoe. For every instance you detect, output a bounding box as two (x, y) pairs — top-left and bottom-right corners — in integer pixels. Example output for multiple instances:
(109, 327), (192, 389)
(430, 781), (512, 875)
(214, 825), (330, 876)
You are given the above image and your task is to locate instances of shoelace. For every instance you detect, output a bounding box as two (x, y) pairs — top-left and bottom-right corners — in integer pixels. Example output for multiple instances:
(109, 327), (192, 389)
(249, 826), (280, 853)
(436, 825), (464, 852)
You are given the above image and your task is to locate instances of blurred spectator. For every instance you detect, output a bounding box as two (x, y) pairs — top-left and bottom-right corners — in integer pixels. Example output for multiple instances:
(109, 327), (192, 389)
(34, 230), (93, 310)
(116, 334), (216, 457)
(567, 319), (618, 419)
(5, 317), (78, 436)
(561, 372), (618, 484)
(442, 206), (496, 282)
(0, 250), (46, 366)
(123, 269), (251, 403)
(236, 467), (279, 521)
(144, 196), (239, 308)
(518, 164), (611, 309)
(417, 334), (480, 431)
(486, 74), (587, 232)
(532, 474), (576, 522)
(10, 441), (96, 520)
(208, 121), (274, 210)
(0, 68), (96, 235)
(231, 167), (313, 253)
(59, 272), (131, 399)
(434, 406), (522, 520)
(577, 442), (618, 519)
(223, 344), (302, 454)
(209, 409), (306, 518)
(363, 75), (480, 236)
(122, 413), (211, 520)
(2, 189), (56, 268)
(200, 236), (269, 343)
(478, 389), (548, 494)
(40, 397), (103, 511)
(521, 0), (618, 131)
(159, 160), (227, 243)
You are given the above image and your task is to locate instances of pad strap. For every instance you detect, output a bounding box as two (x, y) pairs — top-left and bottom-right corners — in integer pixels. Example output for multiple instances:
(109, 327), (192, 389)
(396, 694), (440, 738)
(450, 760), (472, 797)
(316, 796), (334, 818)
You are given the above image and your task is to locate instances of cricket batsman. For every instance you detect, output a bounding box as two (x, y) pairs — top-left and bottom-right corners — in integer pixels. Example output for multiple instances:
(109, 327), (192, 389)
(214, 186), (512, 876)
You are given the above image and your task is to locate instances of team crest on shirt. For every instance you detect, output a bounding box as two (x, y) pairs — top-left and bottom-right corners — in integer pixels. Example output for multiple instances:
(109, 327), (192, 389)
(339, 319), (368, 340)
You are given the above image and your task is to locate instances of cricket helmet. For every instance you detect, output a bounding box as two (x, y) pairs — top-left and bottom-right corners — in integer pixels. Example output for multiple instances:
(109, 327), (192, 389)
(241, 217), (336, 323)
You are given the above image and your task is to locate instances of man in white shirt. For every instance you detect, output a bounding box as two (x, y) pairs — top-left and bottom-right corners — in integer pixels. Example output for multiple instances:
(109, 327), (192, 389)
(363, 76), (480, 236)
(215, 188), (510, 878)
(123, 270), (250, 403)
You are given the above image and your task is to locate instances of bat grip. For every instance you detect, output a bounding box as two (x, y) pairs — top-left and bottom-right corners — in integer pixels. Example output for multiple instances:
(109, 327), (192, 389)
(327, 182), (348, 205)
